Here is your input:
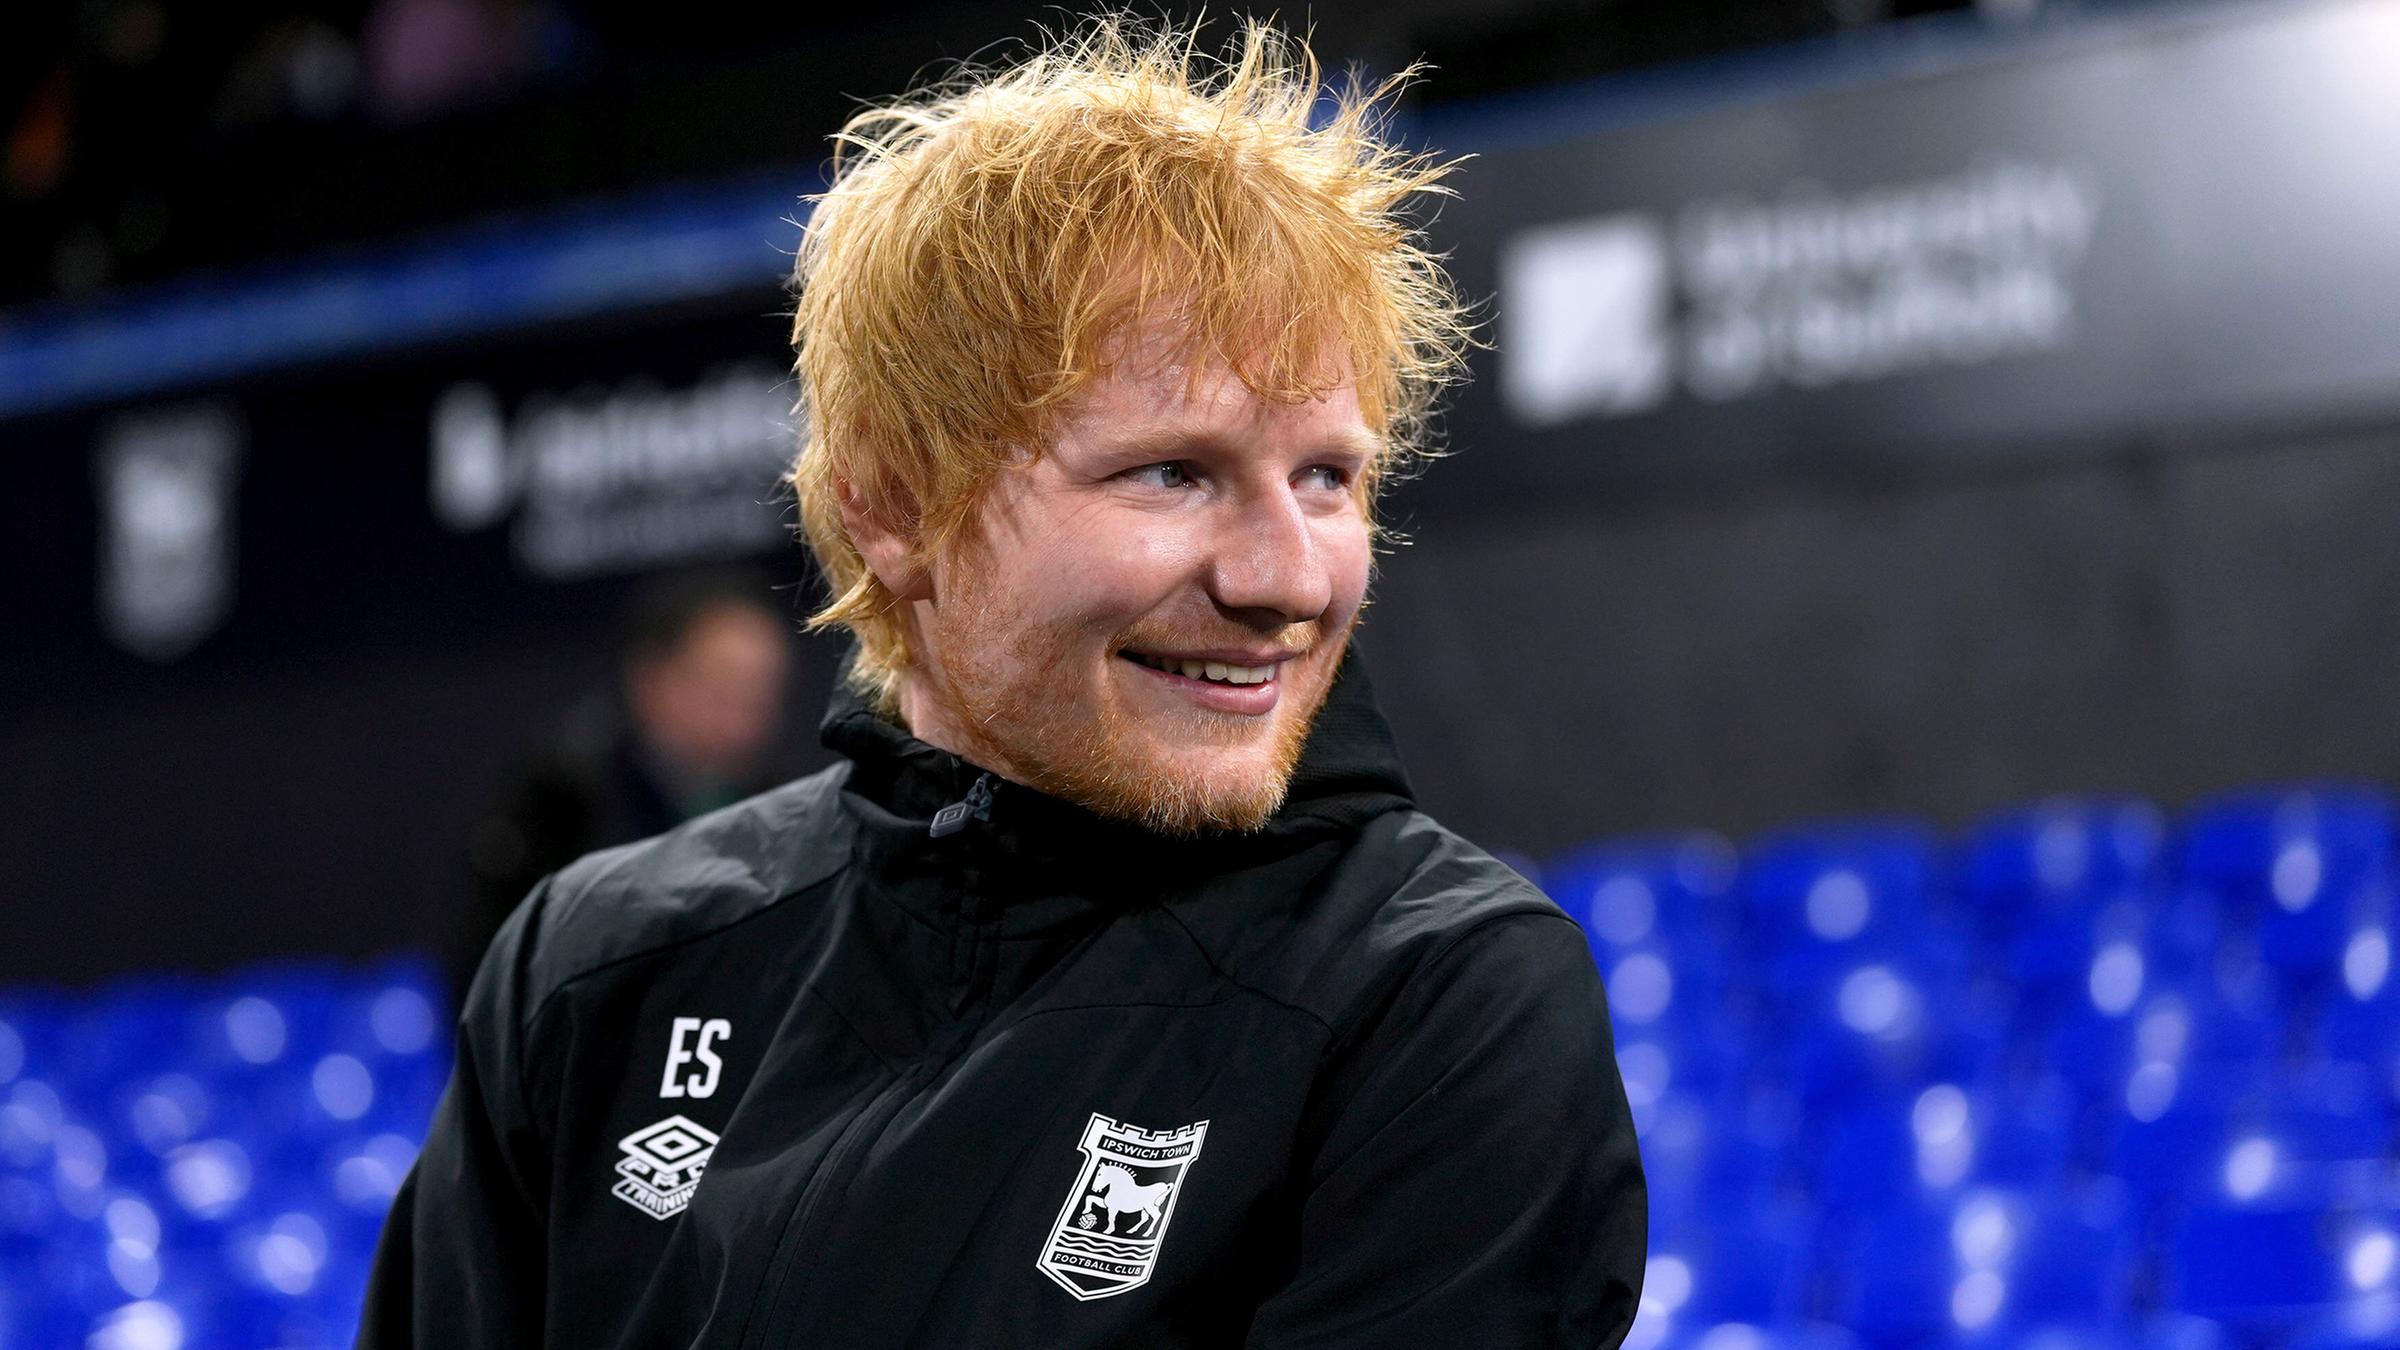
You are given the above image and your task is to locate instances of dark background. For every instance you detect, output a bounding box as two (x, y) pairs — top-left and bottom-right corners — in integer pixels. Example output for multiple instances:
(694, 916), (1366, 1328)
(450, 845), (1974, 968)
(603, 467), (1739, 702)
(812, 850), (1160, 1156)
(8, 0), (2398, 986)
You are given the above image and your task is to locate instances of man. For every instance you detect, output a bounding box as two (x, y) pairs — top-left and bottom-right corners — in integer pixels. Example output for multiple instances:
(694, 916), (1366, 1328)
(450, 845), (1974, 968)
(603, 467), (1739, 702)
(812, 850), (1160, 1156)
(363, 15), (1645, 1348)
(454, 570), (794, 993)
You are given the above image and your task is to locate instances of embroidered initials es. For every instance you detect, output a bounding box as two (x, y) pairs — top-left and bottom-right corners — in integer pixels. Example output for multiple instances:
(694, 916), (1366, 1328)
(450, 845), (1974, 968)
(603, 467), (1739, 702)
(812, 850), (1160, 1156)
(659, 1016), (730, 1098)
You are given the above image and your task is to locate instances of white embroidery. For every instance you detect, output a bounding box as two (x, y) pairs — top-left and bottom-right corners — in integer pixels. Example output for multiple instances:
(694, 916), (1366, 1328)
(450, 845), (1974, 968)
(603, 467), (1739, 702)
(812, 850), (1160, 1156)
(1037, 1114), (1210, 1300)
(659, 1016), (731, 1098)
(612, 1115), (720, 1220)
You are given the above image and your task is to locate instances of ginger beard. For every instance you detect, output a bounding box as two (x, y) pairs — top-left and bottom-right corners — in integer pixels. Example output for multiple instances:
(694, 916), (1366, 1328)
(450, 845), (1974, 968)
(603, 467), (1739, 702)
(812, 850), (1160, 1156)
(913, 523), (1356, 836)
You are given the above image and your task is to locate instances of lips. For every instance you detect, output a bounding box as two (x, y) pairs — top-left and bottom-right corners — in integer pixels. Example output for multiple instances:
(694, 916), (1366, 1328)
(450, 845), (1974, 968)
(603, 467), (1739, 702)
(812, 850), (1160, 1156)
(1121, 651), (1280, 685)
(1117, 650), (1285, 714)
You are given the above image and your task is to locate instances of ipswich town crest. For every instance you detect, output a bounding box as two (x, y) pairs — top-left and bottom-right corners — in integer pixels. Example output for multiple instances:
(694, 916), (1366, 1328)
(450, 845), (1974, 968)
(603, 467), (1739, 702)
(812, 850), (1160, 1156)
(1036, 1114), (1210, 1300)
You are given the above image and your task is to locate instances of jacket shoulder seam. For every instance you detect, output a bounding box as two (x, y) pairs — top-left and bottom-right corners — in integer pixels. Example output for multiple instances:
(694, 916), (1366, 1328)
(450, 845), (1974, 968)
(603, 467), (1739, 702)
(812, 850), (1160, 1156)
(1324, 908), (1582, 1055)
(1162, 836), (1576, 1042)
(1157, 907), (1586, 1037)
(1307, 910), (1592, 1184)
(515, 770), (853, 1037)
(1154, 905), (1338, 1040)
(521, 863), (848, 1043)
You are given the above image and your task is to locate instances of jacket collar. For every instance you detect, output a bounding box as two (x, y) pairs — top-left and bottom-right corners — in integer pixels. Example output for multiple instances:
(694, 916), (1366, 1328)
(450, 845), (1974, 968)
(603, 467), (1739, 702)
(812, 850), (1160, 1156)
(818, 644), (1416, 878)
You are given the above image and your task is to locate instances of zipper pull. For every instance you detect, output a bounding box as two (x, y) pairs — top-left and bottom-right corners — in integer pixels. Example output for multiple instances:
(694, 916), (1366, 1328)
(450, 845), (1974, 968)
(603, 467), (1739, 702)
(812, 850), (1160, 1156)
(930, 771), (997, 838)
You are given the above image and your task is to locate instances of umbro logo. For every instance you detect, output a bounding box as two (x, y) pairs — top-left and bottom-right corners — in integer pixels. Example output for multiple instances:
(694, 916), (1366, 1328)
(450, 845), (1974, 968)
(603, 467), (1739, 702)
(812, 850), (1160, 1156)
(1037, 1113), (1209, 1300)
(613, 1115), (720, 1220)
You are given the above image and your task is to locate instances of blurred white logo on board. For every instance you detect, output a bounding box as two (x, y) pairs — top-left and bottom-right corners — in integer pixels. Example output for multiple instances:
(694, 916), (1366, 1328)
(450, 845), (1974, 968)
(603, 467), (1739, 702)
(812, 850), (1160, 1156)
(1499, 214), (1673, 427)
(95, 402), (246, 662)
(429, 383), (514, 531)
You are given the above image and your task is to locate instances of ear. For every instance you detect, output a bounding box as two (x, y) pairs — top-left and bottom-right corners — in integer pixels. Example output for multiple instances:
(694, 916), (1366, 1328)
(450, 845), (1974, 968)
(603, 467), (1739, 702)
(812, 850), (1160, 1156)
(837, 475), (934, 603)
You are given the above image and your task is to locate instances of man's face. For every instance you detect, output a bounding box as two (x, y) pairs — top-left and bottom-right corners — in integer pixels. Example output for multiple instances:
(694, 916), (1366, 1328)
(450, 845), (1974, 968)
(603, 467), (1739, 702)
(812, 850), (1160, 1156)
(897, 326), (1378, 834)
(629, 602), (792, 783)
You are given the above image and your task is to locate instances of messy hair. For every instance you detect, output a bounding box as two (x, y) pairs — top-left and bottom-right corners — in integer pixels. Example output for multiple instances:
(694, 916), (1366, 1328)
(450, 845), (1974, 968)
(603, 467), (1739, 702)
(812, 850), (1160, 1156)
(785, 11), (1478, 712)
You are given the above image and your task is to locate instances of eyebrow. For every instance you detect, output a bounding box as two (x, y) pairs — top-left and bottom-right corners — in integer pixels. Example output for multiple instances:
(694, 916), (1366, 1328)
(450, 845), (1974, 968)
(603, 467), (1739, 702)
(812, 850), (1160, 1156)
(1098, 427), (1387, 462)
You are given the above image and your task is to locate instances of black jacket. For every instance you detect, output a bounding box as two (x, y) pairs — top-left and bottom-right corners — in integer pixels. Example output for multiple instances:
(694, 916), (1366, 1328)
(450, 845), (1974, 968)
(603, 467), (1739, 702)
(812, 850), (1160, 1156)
(361, 653), (1647, 1348)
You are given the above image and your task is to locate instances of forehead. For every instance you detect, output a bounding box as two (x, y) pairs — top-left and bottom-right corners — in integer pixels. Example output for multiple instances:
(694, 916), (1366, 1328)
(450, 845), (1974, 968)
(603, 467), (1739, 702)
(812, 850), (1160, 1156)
(1055, 313), (1379, 454)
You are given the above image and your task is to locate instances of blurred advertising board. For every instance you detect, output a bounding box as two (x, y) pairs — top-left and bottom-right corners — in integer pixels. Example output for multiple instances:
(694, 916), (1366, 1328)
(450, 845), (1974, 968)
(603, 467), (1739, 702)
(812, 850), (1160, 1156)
(1428, 0), (2400, 505)
(3, 304), (803, 690)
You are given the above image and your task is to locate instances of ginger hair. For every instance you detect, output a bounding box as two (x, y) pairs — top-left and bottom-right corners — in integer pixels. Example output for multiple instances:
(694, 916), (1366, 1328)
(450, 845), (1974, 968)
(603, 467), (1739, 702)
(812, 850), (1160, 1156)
(784, 12), (1477, 713)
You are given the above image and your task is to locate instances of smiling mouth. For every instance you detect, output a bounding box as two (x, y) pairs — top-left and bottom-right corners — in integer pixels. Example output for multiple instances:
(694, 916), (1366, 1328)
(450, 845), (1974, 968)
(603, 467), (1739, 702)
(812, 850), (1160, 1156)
(1119, 651), (1280, 686)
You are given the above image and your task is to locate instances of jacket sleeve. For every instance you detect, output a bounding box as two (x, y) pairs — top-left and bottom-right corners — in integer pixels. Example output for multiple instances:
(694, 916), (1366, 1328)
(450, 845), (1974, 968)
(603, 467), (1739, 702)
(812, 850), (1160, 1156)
(357, 877), (557, 1348)
(1245, 914), (1648, 1349)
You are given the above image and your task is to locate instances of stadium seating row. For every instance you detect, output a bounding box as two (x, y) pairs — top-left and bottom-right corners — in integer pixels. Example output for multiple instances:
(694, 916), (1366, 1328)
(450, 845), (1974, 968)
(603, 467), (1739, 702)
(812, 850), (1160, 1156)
(1, 959), (444, 1349)
(2, 782), (2395, 1346)
(1539, 785), (2398, 1348)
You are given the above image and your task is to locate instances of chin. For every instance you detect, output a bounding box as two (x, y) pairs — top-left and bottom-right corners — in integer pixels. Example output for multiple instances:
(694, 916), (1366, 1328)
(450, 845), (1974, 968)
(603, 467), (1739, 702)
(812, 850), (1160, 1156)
(1007, 725), (1275, 837)
(1097, 769), (1290, 837)
(1088, 736), (1299, 836)
(942, 659), (1323, 836)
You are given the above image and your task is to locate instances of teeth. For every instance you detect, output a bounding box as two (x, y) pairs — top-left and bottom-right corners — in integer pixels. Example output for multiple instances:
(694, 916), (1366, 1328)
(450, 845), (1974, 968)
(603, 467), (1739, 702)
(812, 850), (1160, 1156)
(1130, 653), (1275, 685)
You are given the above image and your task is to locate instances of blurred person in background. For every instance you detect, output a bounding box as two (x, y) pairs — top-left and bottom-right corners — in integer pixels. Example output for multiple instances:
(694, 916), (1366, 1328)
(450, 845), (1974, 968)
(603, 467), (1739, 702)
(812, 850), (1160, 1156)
(368, 14), (1642, 1347)
(454, 568), (792, 990)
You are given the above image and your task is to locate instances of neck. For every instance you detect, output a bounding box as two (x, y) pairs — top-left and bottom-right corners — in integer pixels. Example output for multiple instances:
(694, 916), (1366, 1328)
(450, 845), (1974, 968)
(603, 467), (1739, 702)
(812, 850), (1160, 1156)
(893, 669), (1017, 785)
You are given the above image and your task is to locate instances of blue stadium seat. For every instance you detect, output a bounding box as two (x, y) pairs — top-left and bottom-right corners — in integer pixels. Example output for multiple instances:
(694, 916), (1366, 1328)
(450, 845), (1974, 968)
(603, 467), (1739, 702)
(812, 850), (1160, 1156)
(325, 960), (449, 1066)
(1559, 834), (1746, 1066)
(2287, 1290), (2400, 1349)
(2123, 1314), (2232, 1350)
(1805, 1092), (1923, 1208)
(1740, 820), (1945, 992)
(1780, 957), (2002, 1113)
(1640, 1088), (1801, 1236)
(2317, 916), (2400, 1074)
(1815, 1188), (2138, 1344)
(2107, 1077), (2392, 1215)
(195, 964), (342, 1077)
(1, 1077), (67, 1175)
(2169, 1202), (2396, 1331)
(54, 977), (200, 1099)
(1806, 1081), (2084, 1211)
(0, 993), (60, 1087)
(1641, 1206), (1812, 1331)
(1997, 1324), (2214, 1350)
(1967, 1079), (2089, 1190)
(2043, 973), (2285, 1116)
(1956, 796), (2168, 959)
(1816, 1195), (1965, 1344)
(1997, 886), (2227, 1071)
(1644, 1320), (1866, 1350)
(1613, 1018), (1737, 1130)
(1593, 939), (1727, 1045)
(1547, 831), (1743, 948)
(1989, 1190), (2141, 1331)
(2178, 785), (2397, 985)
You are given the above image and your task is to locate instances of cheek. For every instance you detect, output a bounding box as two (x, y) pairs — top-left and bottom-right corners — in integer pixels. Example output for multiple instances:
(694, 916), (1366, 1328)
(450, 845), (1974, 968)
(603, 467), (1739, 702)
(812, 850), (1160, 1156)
(1034, 521), (1203, 629)
(1321, 519), (1373, 623)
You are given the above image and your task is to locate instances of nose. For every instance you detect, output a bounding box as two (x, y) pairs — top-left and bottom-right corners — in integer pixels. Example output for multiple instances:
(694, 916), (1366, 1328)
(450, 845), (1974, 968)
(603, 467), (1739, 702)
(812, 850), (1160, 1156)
(1204, 481), (1332, 624)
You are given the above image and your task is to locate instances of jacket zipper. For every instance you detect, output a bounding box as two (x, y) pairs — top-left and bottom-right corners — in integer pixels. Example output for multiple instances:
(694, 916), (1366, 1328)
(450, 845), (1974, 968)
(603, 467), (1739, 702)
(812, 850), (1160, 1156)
(740, 772), (1001, 1347)
(929, 771), (996, 837)
(738, 1057), (937, 1349)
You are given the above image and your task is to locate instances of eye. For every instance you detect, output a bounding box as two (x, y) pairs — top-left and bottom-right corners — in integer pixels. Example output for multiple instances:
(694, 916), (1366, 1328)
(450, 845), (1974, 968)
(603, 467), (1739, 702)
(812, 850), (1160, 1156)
(1298, 464), (1353, 491)
(1123, 461), (1194, 490)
